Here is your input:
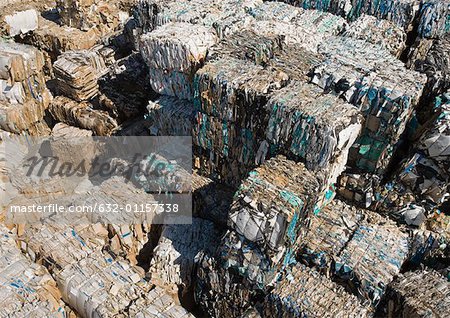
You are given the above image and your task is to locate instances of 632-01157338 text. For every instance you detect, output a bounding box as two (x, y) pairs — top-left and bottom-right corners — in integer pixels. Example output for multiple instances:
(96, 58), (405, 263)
(8, 203), (180, 214)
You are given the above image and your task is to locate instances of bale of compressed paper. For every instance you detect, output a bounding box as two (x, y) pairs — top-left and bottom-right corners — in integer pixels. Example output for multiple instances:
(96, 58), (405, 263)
(312, 36), (427, 175)
(248, 8), (347, 53)
(207, 30), (283, 66)
(56, 0), (129, 35)
(265, 82), (363, 184)
(56, 250), (193, 317)
(193, 111), (266, 167)
(228, 156), (327, 266)
(49, 96), (118, 135)
(13, 178), (157, 257)
(193, 57), (288, 167)
(140, 22), (217, 100)
(299, 199), (361, 273)
(262, 264), (371, 317)
(378, 270), (450, 317)
(21, 16), (99, 60)
(192, 172), (234, 225)
(194, 56), (288, 127)
(195, 252), (260, 317)
(3, 9), (38, 36)
(396, 92), (450, 205)
(0, 41), (52, 134)
(146, 96), (194, 136)
(413, 35), (450, 98)
(372, 92), (450, 213)
(247, 1), (304, 21)
(417, 0), (450, 39)
(53, 53), (98, 101)
(149, 218), (221, 294)
(54, 45), (117, 101)
(140, 22), (217, 72)
(334, 212), (409, 305)
(218, 229), (282, 291)
(281, 0), (419, 30)
(15, 208), (185, 317)
(344, 15), (407, 57)
(0, 99), (49, 134)
(19, 219), (108, 267)
(0, 225), (68, 317)
(128, 286), (193, 317)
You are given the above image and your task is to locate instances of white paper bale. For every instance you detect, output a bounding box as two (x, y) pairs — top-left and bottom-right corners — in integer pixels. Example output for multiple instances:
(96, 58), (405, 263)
(4, 9), (39, 36)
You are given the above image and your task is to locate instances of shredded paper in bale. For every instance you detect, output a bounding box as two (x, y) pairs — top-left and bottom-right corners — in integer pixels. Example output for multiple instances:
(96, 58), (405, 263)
(268, 44), (323, 82)
(262, 264), (370, 317)
(265, 82), (362, 184)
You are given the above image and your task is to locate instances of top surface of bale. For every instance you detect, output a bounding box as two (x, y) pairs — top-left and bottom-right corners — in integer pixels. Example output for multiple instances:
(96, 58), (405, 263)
(140, 22), (218, 72)
(344, 14), (407, 57)
(382, 269), (450, 317)
(265, 264), (370, 317)
(267, 81), (360, 127)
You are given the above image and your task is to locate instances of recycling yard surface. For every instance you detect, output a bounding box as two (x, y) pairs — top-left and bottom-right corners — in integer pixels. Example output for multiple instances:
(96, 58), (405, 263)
(0, 1), (449, 317)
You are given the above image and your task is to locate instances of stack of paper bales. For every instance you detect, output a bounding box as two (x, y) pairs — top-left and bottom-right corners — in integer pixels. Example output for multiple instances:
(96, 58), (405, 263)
(0, 41), (52, 134)
(311, 36), (427, 176)
(0, 225), (68, 317)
